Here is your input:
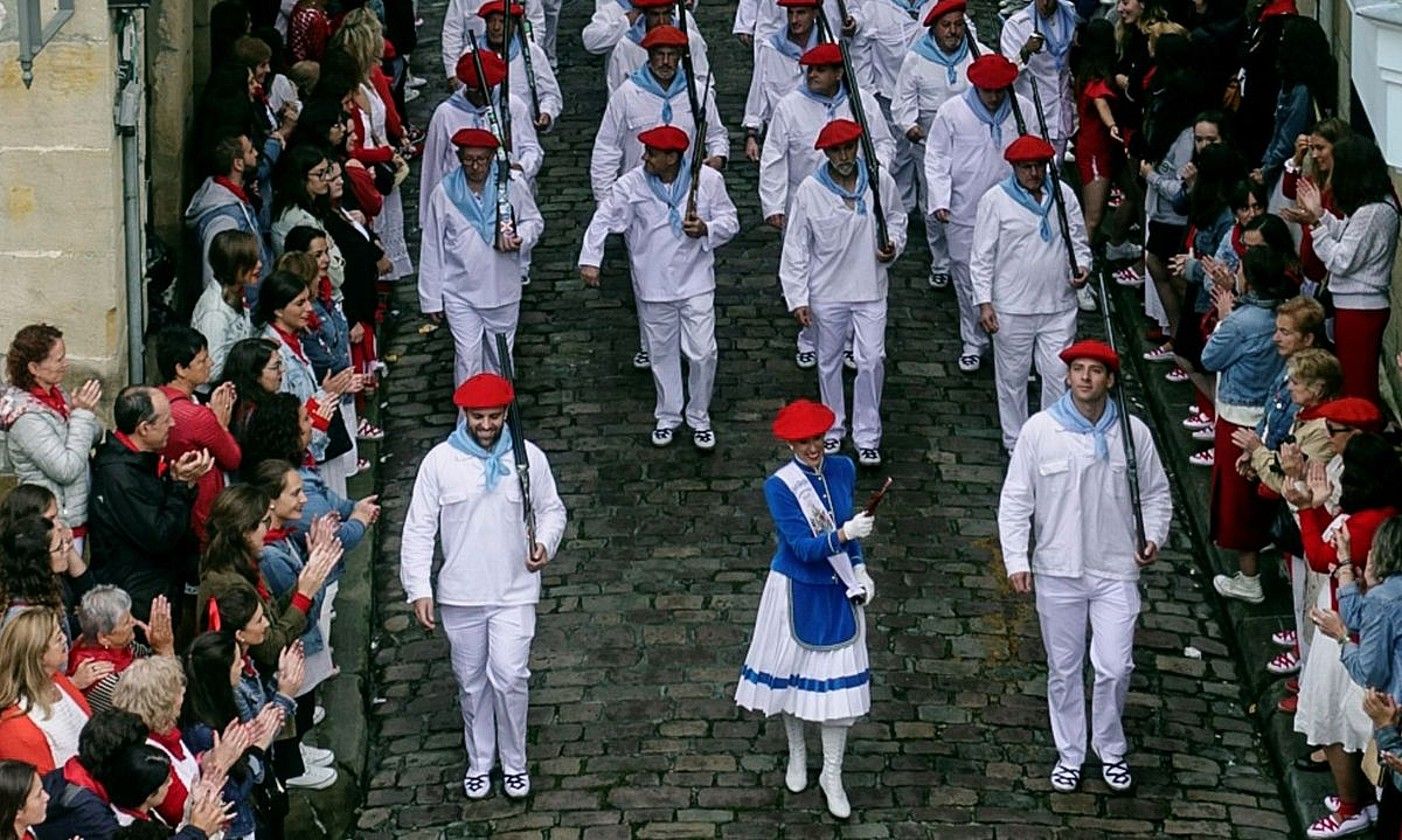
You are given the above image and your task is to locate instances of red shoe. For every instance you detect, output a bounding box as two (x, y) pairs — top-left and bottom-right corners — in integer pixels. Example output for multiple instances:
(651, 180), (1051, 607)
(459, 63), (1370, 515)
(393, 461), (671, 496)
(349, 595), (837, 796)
(1277, 694), (1298, 714)
(1286, 677), (1300, 694)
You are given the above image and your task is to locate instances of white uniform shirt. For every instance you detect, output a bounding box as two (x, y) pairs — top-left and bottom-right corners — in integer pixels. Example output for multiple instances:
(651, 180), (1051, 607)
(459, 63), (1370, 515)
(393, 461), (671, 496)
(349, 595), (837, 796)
(999, 4), (1075, 142)
(733, 0), (844, 43)
(970, 179), (1090, 313)
(849, 0), (922, 99)
(924, 91), (1038, 224)
(579, 165), (741, 302)
(420, 90), (543, 225)
(605, 30), (712, 92)
(741, 32), (814, 131)
(418, 172), (545, 312)
(590, 73), (731, 201)
(400, 439), (567, 607)
(759, 87), (897, 218)
(779, 167), (908, 307)
(503, 40), (565, 122)
(441, 0), (547, 79)
(998, 410), (1172, 580)
(891, 37), (984, 136)
(583, 2), (703, 56)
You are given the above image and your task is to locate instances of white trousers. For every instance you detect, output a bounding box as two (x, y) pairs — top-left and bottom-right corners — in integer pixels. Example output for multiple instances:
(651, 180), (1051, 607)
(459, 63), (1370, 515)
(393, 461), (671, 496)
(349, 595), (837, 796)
(318, 398), (359, 499)
(443, 297), (519, 387)
(909, 140), (950, 273)
(811, 299), (886, 449)
(877, 96), (918, 213)
(639, 294), (717, 430)
(944, 222), (988, 357)
(441, 603), (537, 777)
(1035, 573), (1139, 767)
(991, 309), (1077, 451)
(539, 0), (561, 67)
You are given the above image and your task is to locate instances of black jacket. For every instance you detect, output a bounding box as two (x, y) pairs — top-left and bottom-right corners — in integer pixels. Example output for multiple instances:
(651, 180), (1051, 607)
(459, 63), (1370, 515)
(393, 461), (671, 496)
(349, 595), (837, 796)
(87, 435), (196, 619)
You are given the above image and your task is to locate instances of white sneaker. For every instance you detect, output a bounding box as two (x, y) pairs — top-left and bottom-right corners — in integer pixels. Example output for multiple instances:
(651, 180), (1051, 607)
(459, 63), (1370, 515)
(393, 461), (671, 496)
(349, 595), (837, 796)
(957, 353), (981, 373)
(313, 705), (326, 726)
(1213, 572), (1265, 605)
(1307, 809), (1374, 838)
(503, 773), (531, 799)
(633, 349), (651, 369)
(650, 427), (675, 447)
(1050, 762), (1081, 793)
(462, 774), (491, 800)
(795, 350), (817, 370)
(1077, 286), (1098, 312)
(843, 350), (857, 371)
(406, 74), (428, 88)
(692, 429), (716, 451)
(286, 765), (337, 790)
(1104, 240), (1144, 261)
(823, 438), (841, 455)
(1100, 759), (1133, 792)
(928, 270), (951, 289)
(1323, 797), (1379, 821)
(857, 448), (881, 467)
(1191, 426), (1216, 442)
(404, 88), (421, 103)
(300, 743), (335, 768)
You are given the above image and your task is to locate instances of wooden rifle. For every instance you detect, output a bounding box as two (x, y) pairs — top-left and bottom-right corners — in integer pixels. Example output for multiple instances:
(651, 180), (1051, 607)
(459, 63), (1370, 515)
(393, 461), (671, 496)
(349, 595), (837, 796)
(814, 5), (890, 251)
(467, 32), (516, 250)
(499, 0), (514, 152)
(673, 0), (706, 215)
(862, 477), (892, 515)
(684, 73), (712, 216)
(494, 333), (537, 555)
(517, 18), (542, 123)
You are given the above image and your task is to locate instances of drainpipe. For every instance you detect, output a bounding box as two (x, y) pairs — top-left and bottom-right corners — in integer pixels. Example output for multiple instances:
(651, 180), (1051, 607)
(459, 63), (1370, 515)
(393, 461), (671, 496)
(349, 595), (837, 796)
(114, 9), (145, 383)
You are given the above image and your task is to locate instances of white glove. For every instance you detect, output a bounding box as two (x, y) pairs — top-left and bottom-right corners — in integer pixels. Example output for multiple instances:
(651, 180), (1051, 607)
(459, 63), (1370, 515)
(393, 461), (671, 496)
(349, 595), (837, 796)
(855, 566), (876, 606)
(841, 512), (874, 540)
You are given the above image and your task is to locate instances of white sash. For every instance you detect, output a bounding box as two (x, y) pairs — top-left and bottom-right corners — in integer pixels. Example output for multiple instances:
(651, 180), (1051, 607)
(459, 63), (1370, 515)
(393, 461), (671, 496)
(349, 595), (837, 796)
(775, 462), (864, 599)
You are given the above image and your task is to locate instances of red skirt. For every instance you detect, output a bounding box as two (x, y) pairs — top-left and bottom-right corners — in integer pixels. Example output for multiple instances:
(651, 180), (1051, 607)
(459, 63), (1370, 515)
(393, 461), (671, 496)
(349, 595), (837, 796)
(1210, 418), (1274, 551)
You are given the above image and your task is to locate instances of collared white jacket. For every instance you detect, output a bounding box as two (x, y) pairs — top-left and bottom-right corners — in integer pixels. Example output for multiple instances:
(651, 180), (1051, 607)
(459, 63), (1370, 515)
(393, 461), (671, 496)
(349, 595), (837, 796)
(999, 4), (1075, 142)
(779, 166), (908, 307)
(924, 91), (1038, 226)
(583, 2), (703, 56)
(742, 33), (812, 131)
(579, 165), (740, 302)
(441, 0), (547, 79)
(848, 0), (921, 99)
(970, 179), (1090, 314)
(759, 86), (896, 218)
(733, 0), (843, 42)
(590, 74), (731, 201)
(998, 409), (1172, 580)
(891, 36), (984, 136)
(418, 171), (544, 313)
(604, 30), (712, 92)
(400, 438), (567, 607)
(419, 90), (543, 226)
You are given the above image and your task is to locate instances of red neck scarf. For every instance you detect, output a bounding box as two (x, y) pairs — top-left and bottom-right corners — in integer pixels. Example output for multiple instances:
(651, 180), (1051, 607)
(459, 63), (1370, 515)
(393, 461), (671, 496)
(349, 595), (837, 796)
(263, 526), (292, 546)
(113, 432), (168, 477)
(62, 757), (109, 803)
(67, 640), (136, 677)
(149, 727), (188, 761)
(318, 276), (334, 307)
(272, 325), (309, 364)
(29, 386), (69, 420)
(213, 175), (250, 205)
(1231, 224), (1246, 257)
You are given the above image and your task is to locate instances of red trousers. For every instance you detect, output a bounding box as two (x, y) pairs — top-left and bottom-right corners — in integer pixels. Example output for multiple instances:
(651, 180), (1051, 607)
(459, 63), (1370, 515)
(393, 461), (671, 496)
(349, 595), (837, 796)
(1334, 307), (1390, 406)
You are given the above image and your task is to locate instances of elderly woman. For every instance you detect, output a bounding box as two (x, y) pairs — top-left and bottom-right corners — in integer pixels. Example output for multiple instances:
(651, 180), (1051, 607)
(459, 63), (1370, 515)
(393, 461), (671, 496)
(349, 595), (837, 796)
(111, 656), (200, 826)
(0, 609), (91, 773)
(0, 325), (103, 553)
(67, 586), (175, 713)
(0, 515), (93, 640)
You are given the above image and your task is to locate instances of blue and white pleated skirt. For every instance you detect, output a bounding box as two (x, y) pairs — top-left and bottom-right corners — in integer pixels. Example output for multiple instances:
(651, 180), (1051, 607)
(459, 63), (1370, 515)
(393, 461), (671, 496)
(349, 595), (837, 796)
(734, 571), (871, 723)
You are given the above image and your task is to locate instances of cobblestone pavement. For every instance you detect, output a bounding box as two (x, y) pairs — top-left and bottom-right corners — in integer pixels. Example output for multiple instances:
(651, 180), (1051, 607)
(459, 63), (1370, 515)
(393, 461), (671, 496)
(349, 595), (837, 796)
(355, 0), (1293, 836)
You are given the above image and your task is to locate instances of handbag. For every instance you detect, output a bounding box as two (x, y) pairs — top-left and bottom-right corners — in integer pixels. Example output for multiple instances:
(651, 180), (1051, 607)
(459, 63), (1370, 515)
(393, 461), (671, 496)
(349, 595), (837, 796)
(1267, 501), (1304, 557)
(322, 403), (354, 463)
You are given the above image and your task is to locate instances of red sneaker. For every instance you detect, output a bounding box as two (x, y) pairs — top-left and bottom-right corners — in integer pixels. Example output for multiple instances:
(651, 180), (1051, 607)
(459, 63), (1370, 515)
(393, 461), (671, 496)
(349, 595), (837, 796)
(1277, 694), (1298, 714)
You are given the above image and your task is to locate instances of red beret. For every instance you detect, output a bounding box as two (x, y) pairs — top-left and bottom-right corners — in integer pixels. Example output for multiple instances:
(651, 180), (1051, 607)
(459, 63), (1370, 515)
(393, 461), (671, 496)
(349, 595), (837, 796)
(799, 42), (844, 66)
(1316, 397), (1385, 433)
(453, 373), (515, 409)
(451, 128), (500, 150)
(814, 118), (863, 150)
(631, 0), (675, 8)
(778, 0), (821, 7)
(476, 0), (526, 16)
(641, 25), (688, 49)
(638, 125), (690, 152)
(1058, 339), (1120, 373)
(923, 0), (967, 25)
(455, 49), (507, 88)
(1004, 134), (1056, 163)
(967, 53), (1017, 90)
(772, 399), (836, 442)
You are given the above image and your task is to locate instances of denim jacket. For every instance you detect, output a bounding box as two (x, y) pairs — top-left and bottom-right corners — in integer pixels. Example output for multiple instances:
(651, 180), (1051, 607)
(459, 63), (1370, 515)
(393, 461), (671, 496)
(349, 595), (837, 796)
(291, 465), (366, 556)
(260, 536), (329, 655)
(262, 324), (330, 461)
(1200, 295), (1284, 408)
(1185, 208), (1235, 313)
(1339, 574), (1402, 702)
(1255, 369), (1299, 450)
(304, 297), (352, 391)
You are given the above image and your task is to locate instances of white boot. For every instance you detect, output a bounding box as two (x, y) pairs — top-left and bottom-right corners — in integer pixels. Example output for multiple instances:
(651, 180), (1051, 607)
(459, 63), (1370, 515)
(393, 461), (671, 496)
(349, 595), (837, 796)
(818, 723), (852, 819)
(783, 714), (807, 793)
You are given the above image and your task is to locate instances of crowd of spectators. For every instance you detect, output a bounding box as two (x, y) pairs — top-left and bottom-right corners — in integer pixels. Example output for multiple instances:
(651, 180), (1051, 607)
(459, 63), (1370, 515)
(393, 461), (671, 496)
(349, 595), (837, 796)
(0, 1), (409, 836)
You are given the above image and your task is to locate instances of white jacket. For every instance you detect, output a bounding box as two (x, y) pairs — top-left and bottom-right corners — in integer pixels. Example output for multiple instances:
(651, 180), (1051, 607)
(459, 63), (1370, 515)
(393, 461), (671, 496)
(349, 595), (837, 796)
(190, 284), (254, 382)
(779, 167), (908, 307)
(970, 179), (1090, 314)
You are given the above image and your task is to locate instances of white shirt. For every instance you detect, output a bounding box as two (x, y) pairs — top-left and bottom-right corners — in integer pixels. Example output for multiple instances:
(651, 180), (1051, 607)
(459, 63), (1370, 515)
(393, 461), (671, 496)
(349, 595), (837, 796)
(419, 89), (543, 226)
(605, 30), (712, 92)
(999, 4), (1075, 141)
(733, 0), (843, 42)
(970, 179), (1090, 313)
(924, 91), (1038, 225)
(891, 36), (983, 136)
(742, 32), (813, 131)
(849, 0), (922, 99)
(400, 438), (567, 607)
(441, 0), (548, 79)
(26, 688), (88, 769)
(583, 2), (703, 56)
(418, 171), (545, 312)
(998, 409), (1172, 580)
(579, 165), (740, 302)
(759, 86), (897, 219)
(779, 166), (908, 307)
(590, 72), (731, 202)
(504, 39), (565, 122)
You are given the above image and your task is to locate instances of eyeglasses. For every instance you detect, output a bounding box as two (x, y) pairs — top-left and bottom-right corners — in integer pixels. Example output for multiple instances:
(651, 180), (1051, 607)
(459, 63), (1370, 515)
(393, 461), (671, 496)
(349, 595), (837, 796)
(309, 169), (334, 182)
(1325, 423), (1347, 435)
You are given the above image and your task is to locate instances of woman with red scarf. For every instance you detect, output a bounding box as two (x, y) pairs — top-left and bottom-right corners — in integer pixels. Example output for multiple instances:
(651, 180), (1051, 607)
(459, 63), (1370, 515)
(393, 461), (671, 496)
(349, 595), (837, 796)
(0, 325), (103, 556)
(67, 586), (176, 713)
(109, 657), (200, 826)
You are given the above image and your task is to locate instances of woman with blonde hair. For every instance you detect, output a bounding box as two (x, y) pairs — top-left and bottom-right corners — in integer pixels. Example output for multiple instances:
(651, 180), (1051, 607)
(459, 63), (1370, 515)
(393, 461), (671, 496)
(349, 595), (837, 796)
(112, 656), (201, 826)
(0, 608), (91, 773)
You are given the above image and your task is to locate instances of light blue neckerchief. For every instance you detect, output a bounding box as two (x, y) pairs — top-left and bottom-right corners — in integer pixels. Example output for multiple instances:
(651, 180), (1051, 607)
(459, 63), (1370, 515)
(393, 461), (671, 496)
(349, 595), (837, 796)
(443, 162), (499, 245)
(769, 26), (819, 61)
(911, 30), (968, 85)
(503, 34), (521, 61)
(813, 158), (869, 215)
(1047, 390), (1118, 460)
(446, 87), (499, 116)
(999, 173), (1053, 241)
(1032, 1), (1077, 70)
(888, 0), (923, 18)
(627, 14), (681, 44)
(630, 65), (688, 124)
(799, 84), (849, 119)
(447, 420), (515, 491)
(645, 164), (693, 236)
(962, 86), (1010, 146)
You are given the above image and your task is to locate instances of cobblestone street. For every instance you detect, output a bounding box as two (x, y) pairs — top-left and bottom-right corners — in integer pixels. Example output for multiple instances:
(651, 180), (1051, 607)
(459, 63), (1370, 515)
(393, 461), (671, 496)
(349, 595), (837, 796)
(355, 0), (1294, 835)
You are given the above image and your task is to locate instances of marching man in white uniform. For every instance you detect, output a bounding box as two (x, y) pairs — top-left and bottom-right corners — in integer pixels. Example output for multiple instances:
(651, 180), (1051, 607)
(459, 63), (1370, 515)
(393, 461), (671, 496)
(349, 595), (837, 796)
(926, 52), (1039, 374)
(582, 0), (711, 91)
(762, 42), (896, 371)
(401, 372), (568, 801)
(1000, 0), (1076, 159)
(579, 125), (740, 450)
(971, 134), (1091, 452)
(741, 0), (820, 160)
(997, 340), (1172, 796)
(892, 0), (982, 289)
(780, 118), (907, 466)
(442, 0), (547, 80)
(471, 0), (563, 130)
(419, 128), (545, 385)
(420, 50), (543, 228)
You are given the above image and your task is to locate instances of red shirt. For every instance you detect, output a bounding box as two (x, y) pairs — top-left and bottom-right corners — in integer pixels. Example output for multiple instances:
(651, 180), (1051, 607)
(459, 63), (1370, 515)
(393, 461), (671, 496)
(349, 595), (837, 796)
(159, 386), (242, 545)
(1300, 504), (1401, 610)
